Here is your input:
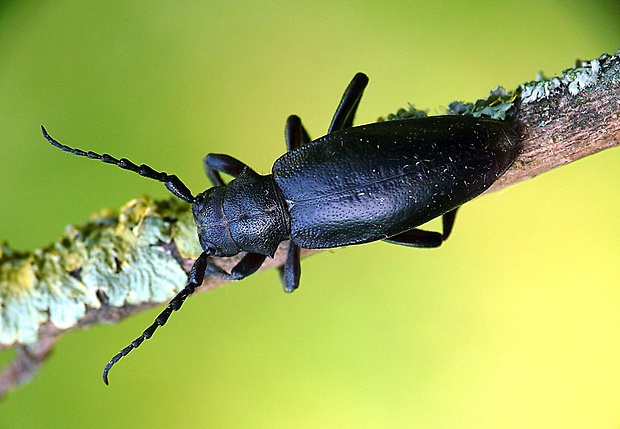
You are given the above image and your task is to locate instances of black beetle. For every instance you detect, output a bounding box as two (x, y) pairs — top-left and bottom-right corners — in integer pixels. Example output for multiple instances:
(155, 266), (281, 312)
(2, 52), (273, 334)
(41, 73), (518, 384)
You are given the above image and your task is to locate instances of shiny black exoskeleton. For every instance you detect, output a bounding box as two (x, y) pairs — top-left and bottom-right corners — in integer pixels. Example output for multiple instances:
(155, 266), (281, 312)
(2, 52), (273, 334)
(41, 73), (518, 384)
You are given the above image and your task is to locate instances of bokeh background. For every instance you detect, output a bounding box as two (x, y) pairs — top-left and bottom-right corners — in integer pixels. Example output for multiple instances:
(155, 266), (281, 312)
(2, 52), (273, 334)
(0, 1), (618, 428)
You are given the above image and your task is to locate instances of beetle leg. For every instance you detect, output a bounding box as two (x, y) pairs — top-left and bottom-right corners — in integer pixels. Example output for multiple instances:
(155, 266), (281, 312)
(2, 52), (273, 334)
(278, 242), (301, 292)
(328, 73), (369, 133)
(205, 252), (267, 281)
(285, 115), (311, 151)
(441, 208), (458, 240)
(203, 154), (249, 186)
(384, 229), (444, 248)
(384, 208), (459, 248)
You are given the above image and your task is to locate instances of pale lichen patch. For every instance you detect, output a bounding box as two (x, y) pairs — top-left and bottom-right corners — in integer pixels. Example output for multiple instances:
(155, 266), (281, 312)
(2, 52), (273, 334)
(0, 196), (200, 346)
(173, 208), (203, 259)
(0, 251), (43, 344)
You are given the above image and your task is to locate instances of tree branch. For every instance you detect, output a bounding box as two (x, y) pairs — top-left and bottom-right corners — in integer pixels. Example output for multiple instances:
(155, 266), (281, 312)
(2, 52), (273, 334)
(0, 50), (618, 397)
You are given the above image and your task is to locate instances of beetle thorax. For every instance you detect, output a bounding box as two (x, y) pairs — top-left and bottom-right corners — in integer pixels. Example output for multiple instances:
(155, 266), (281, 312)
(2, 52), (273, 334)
(193, 170), (289, 258)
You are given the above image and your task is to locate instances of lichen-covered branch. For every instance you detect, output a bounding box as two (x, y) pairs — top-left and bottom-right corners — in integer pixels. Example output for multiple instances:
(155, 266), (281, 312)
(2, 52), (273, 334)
(490, 52), (619, 192)
(0, 50), (618, 398)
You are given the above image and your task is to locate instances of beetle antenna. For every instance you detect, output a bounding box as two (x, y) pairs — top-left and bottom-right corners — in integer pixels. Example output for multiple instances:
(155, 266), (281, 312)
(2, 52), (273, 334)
(102, 251), (210, 385)
(41, 126), (195, 204)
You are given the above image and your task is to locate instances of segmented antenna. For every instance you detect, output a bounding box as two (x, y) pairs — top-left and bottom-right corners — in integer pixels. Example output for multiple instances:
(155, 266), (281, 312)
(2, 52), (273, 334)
(40, 126), (195, 204)
(40, 125), (210, 384)
(101, 251), (210, 384)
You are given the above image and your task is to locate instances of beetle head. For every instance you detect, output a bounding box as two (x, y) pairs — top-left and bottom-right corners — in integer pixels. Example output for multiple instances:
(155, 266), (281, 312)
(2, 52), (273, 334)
(192, 187), (241, 257)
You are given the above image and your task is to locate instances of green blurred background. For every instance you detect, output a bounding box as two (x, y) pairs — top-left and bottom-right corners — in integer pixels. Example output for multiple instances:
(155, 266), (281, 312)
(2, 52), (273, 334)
(0, 1), (618, 428)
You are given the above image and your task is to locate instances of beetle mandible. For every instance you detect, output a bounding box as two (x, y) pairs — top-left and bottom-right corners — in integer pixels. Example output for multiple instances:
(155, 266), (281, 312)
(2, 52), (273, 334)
(41, 73), (518, 384)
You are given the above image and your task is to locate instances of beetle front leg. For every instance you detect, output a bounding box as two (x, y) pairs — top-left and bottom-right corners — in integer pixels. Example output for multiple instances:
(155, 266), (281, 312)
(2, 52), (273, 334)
(384, 208), (459, 248)
(205, 252), (267, 281)
(203, 154), (249, 186)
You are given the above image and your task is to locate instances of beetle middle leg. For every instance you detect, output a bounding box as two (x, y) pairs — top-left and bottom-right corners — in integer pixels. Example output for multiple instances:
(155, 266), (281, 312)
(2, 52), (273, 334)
(384, 208), (459, 248)
(284, 115), (311, 151)
(277, 115), (312, 292)
(276, 73), (370, 292)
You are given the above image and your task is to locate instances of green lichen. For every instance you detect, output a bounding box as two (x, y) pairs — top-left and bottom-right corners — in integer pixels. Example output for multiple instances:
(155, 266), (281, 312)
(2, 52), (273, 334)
(381, 85), (518, 122)
(0, 197), (201, 346)
(376, 104), (427, 122)
(520, 51), (619, 103)
(447, 86), (518, 120)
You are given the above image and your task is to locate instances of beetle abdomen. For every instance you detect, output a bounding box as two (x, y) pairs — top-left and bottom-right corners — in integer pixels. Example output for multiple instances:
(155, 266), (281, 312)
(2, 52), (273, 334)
(273, 115), (518, 249)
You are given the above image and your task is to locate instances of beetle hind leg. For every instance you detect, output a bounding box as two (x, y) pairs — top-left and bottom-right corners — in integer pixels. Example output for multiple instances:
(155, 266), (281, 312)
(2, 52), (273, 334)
(440, 208), (457, 241)
(384, 229), (443, 248)
(384, 208), (459, 248)
(328, 73), (369, 132)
